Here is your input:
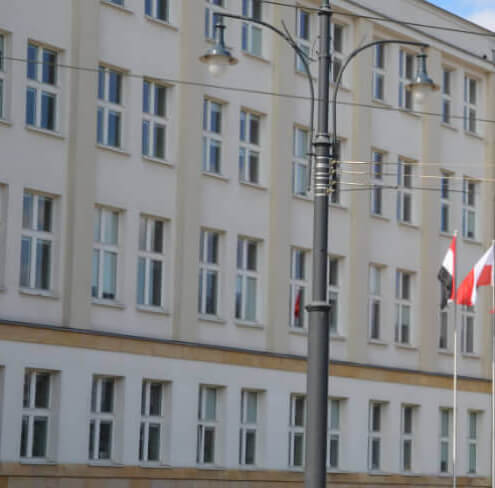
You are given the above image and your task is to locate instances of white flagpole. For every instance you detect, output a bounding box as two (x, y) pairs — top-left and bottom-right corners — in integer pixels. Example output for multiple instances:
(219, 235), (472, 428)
(452, 231), (458, 488)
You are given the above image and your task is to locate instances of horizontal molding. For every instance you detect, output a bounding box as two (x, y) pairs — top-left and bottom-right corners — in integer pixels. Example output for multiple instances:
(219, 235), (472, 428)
(0, 321), (490, 393)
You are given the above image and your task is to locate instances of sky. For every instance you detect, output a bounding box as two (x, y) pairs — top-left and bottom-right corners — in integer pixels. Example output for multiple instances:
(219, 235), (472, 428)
(427, 0), (495, 31)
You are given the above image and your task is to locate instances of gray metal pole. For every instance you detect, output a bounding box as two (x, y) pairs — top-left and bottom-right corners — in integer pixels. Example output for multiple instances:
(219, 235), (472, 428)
(305, 2), (332, 488)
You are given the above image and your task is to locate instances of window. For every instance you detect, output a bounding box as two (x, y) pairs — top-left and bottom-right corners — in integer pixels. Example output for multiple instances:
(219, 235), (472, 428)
(467, 411), (478, 474)
(290, 248), (308, 329)
(401, 405), (414, 472)
(327, 399), (340, 469)
(239, 390), (259, 466)
(236, 237), (259, 322)
(370, 151), (384, 216)
(0, 34), (6, 119)
(20, 192), (54, 291)
(89, 377), (117, 461)
(440, 172), (451, 233)
(399, 50), (414, 110)
(108, 0), (124, 5)
(242, 0), (262, 57)
(26, 43), (58, 131)
(397, 159), (414, 224)
(145, 0), (169, 22)
(461, 306), (475, 354)
(462, 178), (477, 240)
(92, 207), (119, 301)
(442, 70), (452, 125)
(137, 216), (165, 308)
(239, 110), (261, 184)
(372, 43), (385, 101)
(369, 265), (382, 340)
(97, 66), (124, 148)
(464, 76), (477, 133)
(202, 99), (223, 174)
(142, 80), (167, 160)
(439, 408), (451, 473)
(20, 370), (53, 459)
(439, 310), (448, 350)
(205, 0), (225, 40)
(330, 140), (341, 205)
(330, 24), (344, 83)
(368, 402), (383, 471)
(140, 381), (166, 463)
(197, 385), (220, 464)
(289, 394), (305, 468)
(296, 9), (311, 73)
(292, 127), (309, 196)
(198, 229), (220, 316)
(328, 256), (340, 335)
(395, 270), (412, 345)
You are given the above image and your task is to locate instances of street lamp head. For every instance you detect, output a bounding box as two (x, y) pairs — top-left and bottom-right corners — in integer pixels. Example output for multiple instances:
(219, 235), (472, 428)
(199, 24), (238, 76)
(407, 50), (439, 107)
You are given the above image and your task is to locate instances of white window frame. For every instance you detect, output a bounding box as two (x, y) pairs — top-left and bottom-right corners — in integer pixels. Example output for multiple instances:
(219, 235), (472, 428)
(236, 237), (259, 323)
(92, 207), (119, 301)
(467, 411), (478, 474)
(290, 248), (308, 330)
(398, 49), (415, 110)
(369, 264), (382, 341)
(439, 408), (452, 473)
(328, 256), (340, 335)
(397, 158), (414, 224)
(97, 65), (124, 149)
(239, 109), (261, 184)
(439, 310), (448, 351)
(400, 405), (414, 472)
(442, 69), (453, 125)
(239, 390), (260, 466)
(292, 126), (310, 197)
(370, 151), (384, 216)
(395, 270), (413, 345)
(289, 394), (305, 469)
(330, 23), (344, 84)
(368, 402), (383, 472)
(202, 99), (223, 175)
(205, 0), (226, 40)
(145, 0), (170, 23)
(242, 0), (263, 57)
(461, 306), (475, 354)
(464, 75), (478, 134)
(139, 380), (166, 464)
(295, 8), (311, 74)
(197, 385), (220, 465)
(440, 171), (451, 233)
(327, 398), (341, 470)
(20, 191), (54, 292)
(142, 80), (168, 161)
(137, 215), (166, 309)
(372, 43), (385, 101)
(198, 229), (221, 316)
(462, 178), (477, 240)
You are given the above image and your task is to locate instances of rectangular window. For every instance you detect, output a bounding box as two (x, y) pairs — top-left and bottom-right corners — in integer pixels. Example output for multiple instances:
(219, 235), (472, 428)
(464, 76), (477, 133)
(242, 0), (263, 57)
(292, 126), (309, 196)
(327, 399), (340, 469)
(142, 80), (167, 160)
(330, 24), (344, 84)
(440, 408), (451, 473)
(145, 0), (169, 22)
(290, 248), (308, 329)
(239, 390), (259, 466)
(197, 385), (220, 464)
(20, 370), (53, 459)
(239, 110), (261, 184)
(395, 270), (412, 345)
(89, 376), (117, 461)
(468, 411), (478, 474)
(140, 380), (166, 463)
(25, 43), (58, 131)
(328, 256), (340, 334)
(203, 99), (223, 174)
(442, 70), (452, 125)
(462, 178), (477, 240)
(137, 216), (165, 308)
(92, 207), (119, 301)
(461, 306), (475, 354)
(440, 172), (451, 233)
(372, 43), (385, 101)
(289, 394), (305, 468)
(370, 151), (384, 216)
(198, 229), (220, 316)
(295, 9), (311, 74)
(330, 140), (342, 205)
(20, 192), (54, 291)
(439, 310), (448, 350)
(397, 159), (414, 224)
(368, 402), (383, 471)
(97, 66), (124, 148)
(236, 237), (259, 323)
(401, 405), (414, 472)
(399, 50), (414, 110)
(369, 265), (382, 340)
(205, 0), (225, 40)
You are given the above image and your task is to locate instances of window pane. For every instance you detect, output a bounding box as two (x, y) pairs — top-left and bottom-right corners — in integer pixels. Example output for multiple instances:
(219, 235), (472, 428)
(294, 397), (305, 426)
(41, 92), (56, 130)
(210, 103), (221, 133)
(205, 270), (217, 315)
(142, 120), (150, 156)
(148, 423), (161, 461)
(245, 430), (256, 464)
(441, 411), (449, 437)
(251, 27), (262, 56)
(205, 388), (216, 420)
(139, 422), (145, 461)
(249, 115), (259, 145)
(91, 250), (99, 298)
(35, 373), (50, 408)
(103, 212), (119, 245)
(203, 427), (215, 463)
(440, 440), (449, 472)
(108, 71), (121, 104)
(246, 241), (257, 270)
(137, 257), (145, 305)
(246, 391), (257, 423)
(97, 108), (104, 144)
(37, 197), (53, 232)
(27, 44), (38, 80)
(235, 275), (242, 319)
(154, 85), (166, 116)
(154, 124), (166, 159)
(100, 379), (114, 413)
(149, 383), (163, 416)
(330, 400), (340, 429)
(207, 232), (218, 264)
(152, 220), (164, 253)
(102, 252), (117, 299)
(107, 111), (121, 148)
(35, 239), (51, 290)
(371, 438), (380, 469)
(42, 49), (57, 85)
(32, 416), (48, 457)
(98, 421), (112, 459)
(403, 406), (412, 434)
(23, 373), (31, 408)
(294, 432), (304, 466)
(149, 259), (162, 306)
(469, 444), (476, 473)
(20, 236), (32, 287)
(20, 416), (29, 457)
(403, 439), (412, 471)
(157, 0), (168, 20)
(245, 277), (257, 321)
(26, 87), (36, 125)
(329, 435), (339, 467)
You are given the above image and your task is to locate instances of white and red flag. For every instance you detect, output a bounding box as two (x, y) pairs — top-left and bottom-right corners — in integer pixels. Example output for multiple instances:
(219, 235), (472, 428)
(457, 244), (495, 306)
(438, 235), (456, 309)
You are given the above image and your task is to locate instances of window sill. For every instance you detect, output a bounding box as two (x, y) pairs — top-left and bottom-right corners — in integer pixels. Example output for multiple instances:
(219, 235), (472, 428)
(239, 180), (268, 192)
(329, 202), (347, 211)
(440, 231), (455, 239)
(88, 461), (125, 467)
(289, 327), (308, 336)
(394, 343), (418, 351)
(330, 333), (346, 342)
(100, 0), (134, 14)
(201, 171), (229, 182)
(20, 459), (57, 465)
(370, 213), (389, 222)
(398, 221), (419, 230)
(92, 299), (126, 310)
(441, 122), (458, 132)
(136, 305), (170, 316)
(398, 108), (421, 118)
(144, 15), (179, 31)
(293, 193), (313, 203)
(198, 314), (227, 325)
(97, 144), (131, 157)
(139, 462), (172, 468)
(142, 155), (175, 168)
(371, 98), (392, 108)
(438, 349), (453, 356)
(19, 288), (59, 300)
(0, 118), (13, 127)
(241, 51), (271, 64)
(235, 320), (264, 329)
(25, 125), (65, 140)
(368, 339), (388, 347)
(196, 464), (225, 470)
(462, 237), (482, 246)
(462, 352), (481, 360)
(464, 130), (484, 141)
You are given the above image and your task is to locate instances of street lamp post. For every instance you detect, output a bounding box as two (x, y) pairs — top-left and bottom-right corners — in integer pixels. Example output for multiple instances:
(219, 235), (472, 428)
(200, 5), (437, 488)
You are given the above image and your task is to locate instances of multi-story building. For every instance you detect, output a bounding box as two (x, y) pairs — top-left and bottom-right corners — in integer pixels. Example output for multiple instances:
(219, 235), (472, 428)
(0, 0), (495, 486)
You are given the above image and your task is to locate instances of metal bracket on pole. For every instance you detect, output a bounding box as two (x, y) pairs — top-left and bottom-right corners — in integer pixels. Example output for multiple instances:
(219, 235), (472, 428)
(306, 302), (331, 313)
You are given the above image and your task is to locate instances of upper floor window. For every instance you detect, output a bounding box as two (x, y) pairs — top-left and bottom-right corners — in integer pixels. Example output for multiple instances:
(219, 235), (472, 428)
(197, 385), (221, 464)
(236, 237), (259, 323)
(468, 411), (478, 474)
(142, 80), (167, 161)
(289, 394), (305, 468)
(239, 110), (261, 184)
(290, 248), (308, 330)
(464, 76), (477, 133)
(462, 178), (477, 240)
(145, 0), (169, 22)
(330, 24), (344, 83)
(368, 402), (383, 471)
(0, 34), (6, 119)
(398, 50), (414, 110)
(205, 0), (225, 40)
(97, 66), (124, 148)
(140, 380), (166, 463)
(26, 43), (59, 131)
(396, 159), (414, 224)
(461, 306), (475, 354)
(401, 405), (415, 472)
(239, 390), (260, 466)
(202, 99), (223, 174)
(242, 0), (262, 57)
(292, 126), (309, 196)
(439, 408), (451, 473)
(296, 9), (311, 73)
(370, 151), (384, 216)
(327, 399), (341, 469)
(369, 264), (382, 341)
(328, 256), (340, 335)
(198, 229), (220, 316)
(442, 69), (452, 125)
(440, 171), (451, 233)
(20, 192), (54, 291)
(372, 43), (385, 101)
(395, 270), (412, 345)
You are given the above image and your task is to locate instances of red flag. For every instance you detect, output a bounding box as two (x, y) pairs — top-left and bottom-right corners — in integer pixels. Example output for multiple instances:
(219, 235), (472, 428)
(294, 289), (301, 319)
(438, 235), (456, 309)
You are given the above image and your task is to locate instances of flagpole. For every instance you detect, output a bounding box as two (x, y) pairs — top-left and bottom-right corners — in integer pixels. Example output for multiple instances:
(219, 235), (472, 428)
(452, 231), (458, 488)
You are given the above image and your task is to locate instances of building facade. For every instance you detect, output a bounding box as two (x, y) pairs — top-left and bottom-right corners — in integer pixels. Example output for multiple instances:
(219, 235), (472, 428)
(0, 0), (495, 486)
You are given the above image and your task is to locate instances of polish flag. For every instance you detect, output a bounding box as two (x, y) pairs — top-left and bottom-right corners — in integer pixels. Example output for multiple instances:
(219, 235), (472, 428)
(438, 235), (456, 309)
(294, 289), (302, 319)
(456, 244), (495, 306)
